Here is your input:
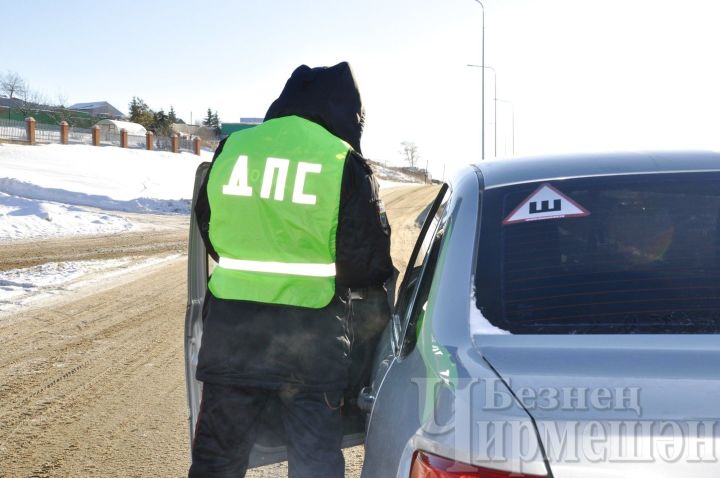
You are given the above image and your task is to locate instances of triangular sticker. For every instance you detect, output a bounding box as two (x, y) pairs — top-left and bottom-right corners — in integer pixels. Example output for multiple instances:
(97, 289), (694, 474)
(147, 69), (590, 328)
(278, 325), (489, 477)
(503, 183), (589, 225)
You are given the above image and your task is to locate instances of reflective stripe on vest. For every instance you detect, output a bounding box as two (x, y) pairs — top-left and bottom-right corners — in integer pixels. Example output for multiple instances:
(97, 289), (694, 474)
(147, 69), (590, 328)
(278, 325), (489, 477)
(217, 257), (336, 277)
(206, 115), (350, 309)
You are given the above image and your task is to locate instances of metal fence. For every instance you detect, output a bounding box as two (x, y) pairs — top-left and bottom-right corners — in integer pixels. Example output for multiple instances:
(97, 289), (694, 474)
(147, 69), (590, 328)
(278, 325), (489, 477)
(154, 135), (173, 152)
(35, 123), (61, 144)
(99, 130), (121, 146)
(179, 136), (195, 153)
(128, 134), (146, 149)
(0, 118), (205, 154)
(69, 126), (93, 145)
(0, 118), (27, 142)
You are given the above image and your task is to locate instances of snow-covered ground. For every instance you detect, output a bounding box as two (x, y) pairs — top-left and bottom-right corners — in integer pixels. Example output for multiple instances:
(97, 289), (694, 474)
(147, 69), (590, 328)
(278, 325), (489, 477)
(0, 192), (133, 241)
(369, 161), (423, 184)
(0, 143), (210, 203)
(0, 143), (211, 240)
(0, 143), (418, 241)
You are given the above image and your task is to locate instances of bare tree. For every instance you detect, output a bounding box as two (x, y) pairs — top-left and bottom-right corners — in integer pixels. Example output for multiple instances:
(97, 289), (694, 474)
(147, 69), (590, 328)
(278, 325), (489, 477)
(55, 92), (69, 122)
(28, 89), (48, 106)
(1, 71), (27, 99)
(56, 92), (68, 108)
(15, 86), (47, 117)
(400, 141), (420, 168)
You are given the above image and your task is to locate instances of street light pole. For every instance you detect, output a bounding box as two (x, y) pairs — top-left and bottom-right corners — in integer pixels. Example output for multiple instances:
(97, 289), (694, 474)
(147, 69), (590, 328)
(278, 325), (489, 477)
(496, 98), (515, 156)
(473, 0), (485, 160)
(467, 64), (497, 157)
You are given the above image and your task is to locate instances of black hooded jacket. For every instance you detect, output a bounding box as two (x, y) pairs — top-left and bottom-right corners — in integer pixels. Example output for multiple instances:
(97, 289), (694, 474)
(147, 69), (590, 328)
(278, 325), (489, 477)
(194, 62), (393, 391)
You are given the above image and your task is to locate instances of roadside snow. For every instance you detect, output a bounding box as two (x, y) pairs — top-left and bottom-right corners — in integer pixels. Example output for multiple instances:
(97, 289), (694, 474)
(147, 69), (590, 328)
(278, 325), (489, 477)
(0, 192), (132, 241)
(0, 143), (210, 241)
(369, 162), (421, 184)
(0, 254), (181, 316)
(377, 178), (417, 189)
(0, 143), (418, 242)
(0, 143), (208, 212)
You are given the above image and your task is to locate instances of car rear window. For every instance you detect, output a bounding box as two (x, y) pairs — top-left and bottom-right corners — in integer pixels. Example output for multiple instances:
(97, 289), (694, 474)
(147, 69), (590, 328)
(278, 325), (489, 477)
(475, 172), (720, 334)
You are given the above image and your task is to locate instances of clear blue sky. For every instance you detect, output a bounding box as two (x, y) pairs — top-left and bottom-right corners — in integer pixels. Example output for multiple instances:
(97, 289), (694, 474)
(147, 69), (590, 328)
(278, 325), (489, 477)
(3, 0), (720, 178)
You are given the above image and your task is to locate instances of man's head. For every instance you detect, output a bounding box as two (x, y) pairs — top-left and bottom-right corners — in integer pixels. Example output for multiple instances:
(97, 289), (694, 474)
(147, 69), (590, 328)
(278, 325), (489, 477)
(265, 62), (365, 153)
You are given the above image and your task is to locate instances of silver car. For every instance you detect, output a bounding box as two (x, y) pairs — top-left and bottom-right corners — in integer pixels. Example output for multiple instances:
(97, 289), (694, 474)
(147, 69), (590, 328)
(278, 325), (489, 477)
(187, 152), (720, 477)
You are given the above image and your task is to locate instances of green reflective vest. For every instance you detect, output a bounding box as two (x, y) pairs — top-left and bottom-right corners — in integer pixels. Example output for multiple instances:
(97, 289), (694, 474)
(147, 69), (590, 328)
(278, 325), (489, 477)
(207, 115), (350, 308)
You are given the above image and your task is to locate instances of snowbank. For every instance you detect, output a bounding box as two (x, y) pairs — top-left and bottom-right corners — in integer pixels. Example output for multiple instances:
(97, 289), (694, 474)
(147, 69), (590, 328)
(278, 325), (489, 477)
(0, 192), (132, 241)
(369, 161), (424, 184)
(0, 143), (420, 241)
(0, 143), (209, 210)
(0, 143), (211, 240)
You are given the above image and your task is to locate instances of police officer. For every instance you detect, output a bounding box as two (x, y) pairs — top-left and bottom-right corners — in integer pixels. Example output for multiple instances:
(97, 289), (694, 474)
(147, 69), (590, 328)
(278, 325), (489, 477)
(189, 62), (393, 477)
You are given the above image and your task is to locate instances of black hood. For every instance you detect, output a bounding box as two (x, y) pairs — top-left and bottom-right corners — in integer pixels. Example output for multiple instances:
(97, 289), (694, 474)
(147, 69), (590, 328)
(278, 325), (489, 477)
(264, 62), (365, 153)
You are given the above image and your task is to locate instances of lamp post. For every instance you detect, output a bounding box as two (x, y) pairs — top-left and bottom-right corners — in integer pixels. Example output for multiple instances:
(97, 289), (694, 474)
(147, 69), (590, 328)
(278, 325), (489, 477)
(473, 0), (485, 160)
(467, 64), (497, 157)
(496, 98), (515, 156)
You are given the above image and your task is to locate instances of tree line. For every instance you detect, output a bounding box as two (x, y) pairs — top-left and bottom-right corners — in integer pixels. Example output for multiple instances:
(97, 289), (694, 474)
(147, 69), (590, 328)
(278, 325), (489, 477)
(2, 70), (223, 137)
(128, 98), (221, 137)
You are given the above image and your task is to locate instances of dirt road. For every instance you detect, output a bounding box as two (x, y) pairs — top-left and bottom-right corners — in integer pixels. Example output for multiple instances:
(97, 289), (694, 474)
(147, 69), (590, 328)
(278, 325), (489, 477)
(0, 185), (439, 478)
(0, 214), (188, 272)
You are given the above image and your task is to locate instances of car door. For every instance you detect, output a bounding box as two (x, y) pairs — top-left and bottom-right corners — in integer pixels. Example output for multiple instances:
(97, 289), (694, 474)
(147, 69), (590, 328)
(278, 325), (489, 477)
(184, 162), (365, 468)
(361, 184), (451, 477)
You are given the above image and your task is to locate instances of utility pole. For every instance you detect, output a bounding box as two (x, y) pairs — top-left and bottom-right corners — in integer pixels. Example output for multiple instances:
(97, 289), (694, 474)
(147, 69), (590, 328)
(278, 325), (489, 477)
(473, 0), (485, 160)
(497, 99), (515, 156)
(467, 64), (497, 158)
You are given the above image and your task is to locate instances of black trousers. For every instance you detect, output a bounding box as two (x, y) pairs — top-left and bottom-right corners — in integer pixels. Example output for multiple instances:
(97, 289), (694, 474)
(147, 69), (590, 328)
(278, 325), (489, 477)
(189, 383), (345, 478)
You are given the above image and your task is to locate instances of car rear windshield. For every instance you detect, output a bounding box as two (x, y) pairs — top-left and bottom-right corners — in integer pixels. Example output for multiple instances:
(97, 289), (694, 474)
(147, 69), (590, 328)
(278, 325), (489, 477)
(475, 172), (720, 334)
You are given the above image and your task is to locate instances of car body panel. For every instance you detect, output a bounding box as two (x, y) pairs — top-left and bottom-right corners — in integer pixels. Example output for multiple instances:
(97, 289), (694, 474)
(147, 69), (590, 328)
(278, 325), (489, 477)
(363, 153), (720, 477)
(476, 337), (720, 477)
(477, 151), (720, 190)
(362, 169), (549, 477)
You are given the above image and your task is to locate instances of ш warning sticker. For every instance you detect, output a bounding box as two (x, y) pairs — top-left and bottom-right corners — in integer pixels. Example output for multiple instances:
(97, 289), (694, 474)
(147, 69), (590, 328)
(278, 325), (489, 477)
(503, 183), (589, 225)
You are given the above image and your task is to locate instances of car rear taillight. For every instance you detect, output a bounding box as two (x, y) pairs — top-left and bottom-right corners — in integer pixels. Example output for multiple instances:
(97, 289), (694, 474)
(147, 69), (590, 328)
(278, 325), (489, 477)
(410, 450), (545, 478)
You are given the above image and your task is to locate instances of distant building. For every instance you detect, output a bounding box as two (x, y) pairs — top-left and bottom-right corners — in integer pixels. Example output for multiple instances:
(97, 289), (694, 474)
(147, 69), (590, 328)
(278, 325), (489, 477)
(0, 97), (24, 109)
(172, 123), (218, 140)
(95, 119), (146, 136)
(68, 101), (125, 119)
(220, 118), (263, 137)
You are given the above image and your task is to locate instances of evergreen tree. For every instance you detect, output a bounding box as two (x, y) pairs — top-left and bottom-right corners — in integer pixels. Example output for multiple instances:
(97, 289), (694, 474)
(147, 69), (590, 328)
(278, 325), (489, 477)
(128, 97), (154, 129)
(203, 108), (214, 127)
(152, 109), (172, 136)
(168, 106), (177, 124)
(212, 110), (221, 129)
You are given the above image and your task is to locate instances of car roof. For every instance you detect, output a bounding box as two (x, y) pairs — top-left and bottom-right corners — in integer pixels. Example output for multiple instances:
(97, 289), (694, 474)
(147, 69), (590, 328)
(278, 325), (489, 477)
(472, 151), (720, 189)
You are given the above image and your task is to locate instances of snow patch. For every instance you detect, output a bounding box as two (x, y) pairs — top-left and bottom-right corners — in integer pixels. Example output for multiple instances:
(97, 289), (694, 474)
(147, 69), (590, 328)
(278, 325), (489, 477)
(0, 178), (191, 214)
(470, 286), (510, 335)
(0, 254), (181, 316)
(0, 192), (133, 241)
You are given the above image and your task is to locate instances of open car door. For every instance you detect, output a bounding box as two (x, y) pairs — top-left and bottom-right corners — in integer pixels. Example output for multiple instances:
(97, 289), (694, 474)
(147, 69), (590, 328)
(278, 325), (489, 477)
(184, 162), (365, 468)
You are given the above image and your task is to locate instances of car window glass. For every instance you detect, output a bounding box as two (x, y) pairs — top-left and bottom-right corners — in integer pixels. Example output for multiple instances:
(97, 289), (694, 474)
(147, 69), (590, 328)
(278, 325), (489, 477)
(400, 224), (446, 356)
(476, 172), (720, 334)
(396, 190), (450, 354)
